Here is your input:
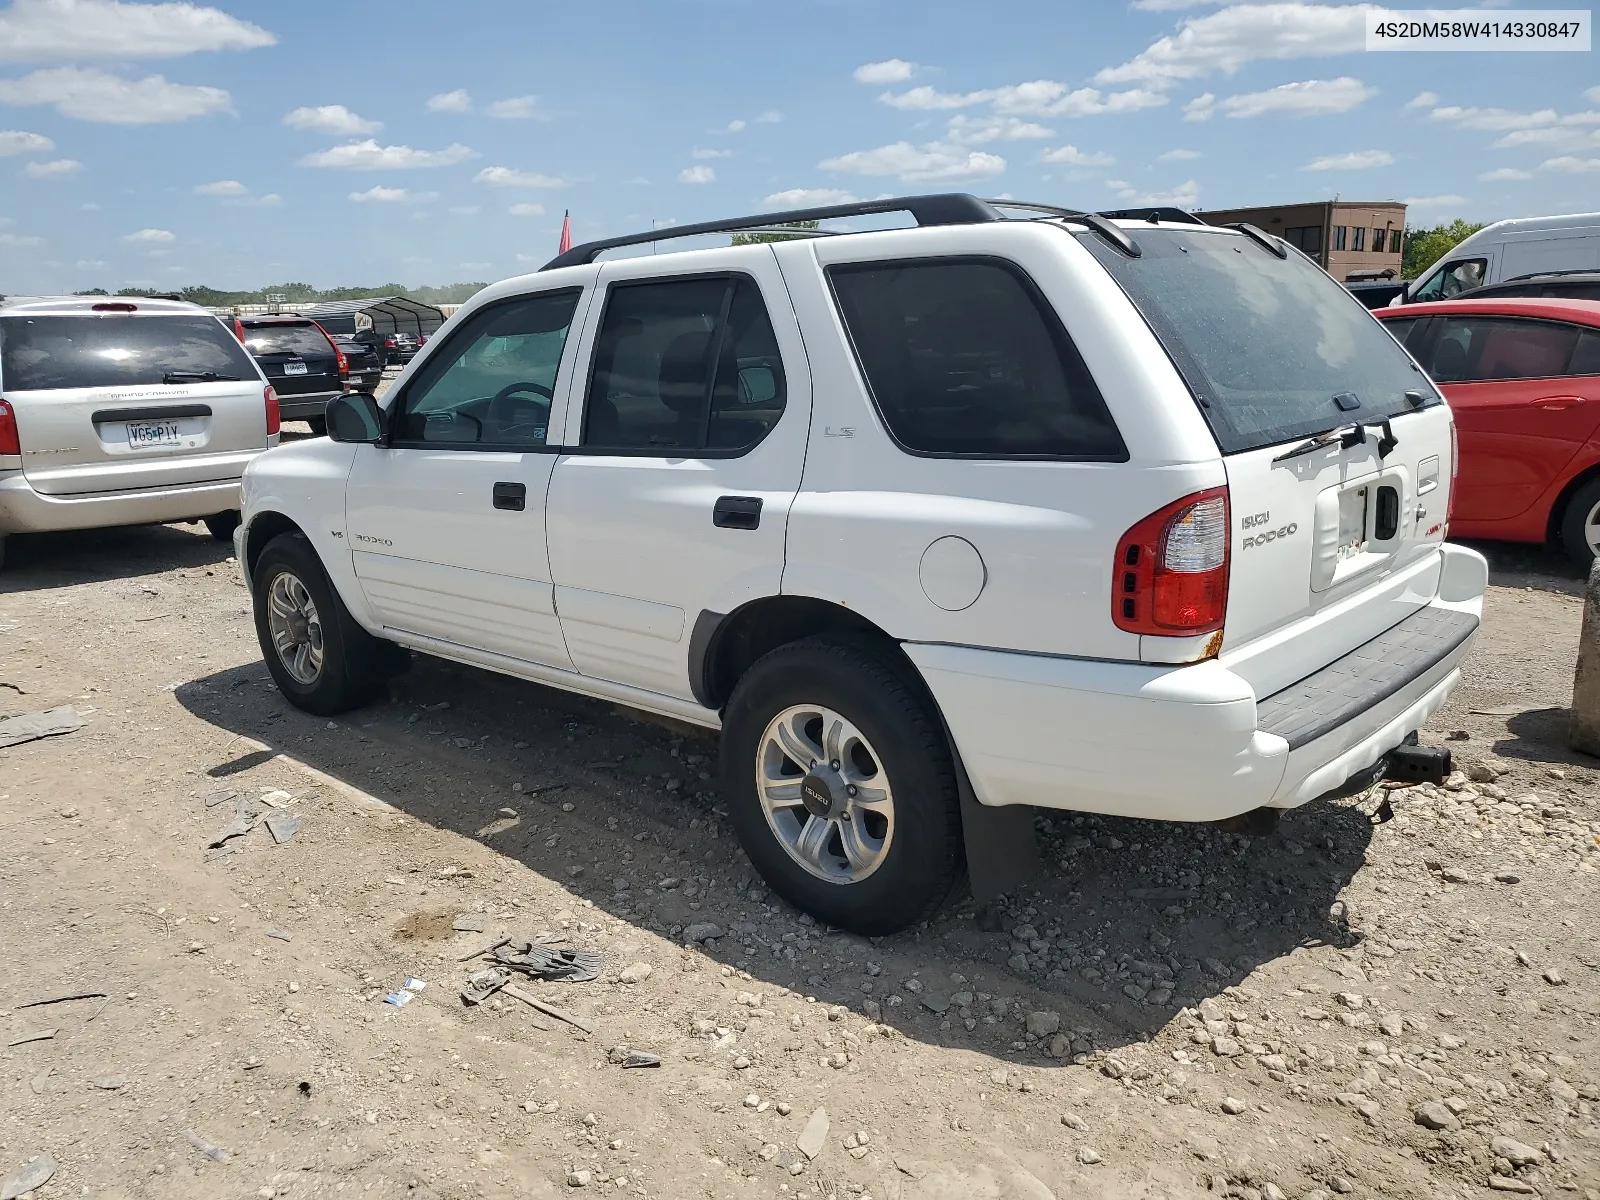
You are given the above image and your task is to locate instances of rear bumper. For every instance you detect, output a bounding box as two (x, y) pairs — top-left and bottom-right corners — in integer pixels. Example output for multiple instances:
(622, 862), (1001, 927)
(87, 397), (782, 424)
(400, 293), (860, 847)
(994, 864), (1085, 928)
(0, 470), (244, 535)
(906, 544), (1488, 823)
(276, 391), (341, 420)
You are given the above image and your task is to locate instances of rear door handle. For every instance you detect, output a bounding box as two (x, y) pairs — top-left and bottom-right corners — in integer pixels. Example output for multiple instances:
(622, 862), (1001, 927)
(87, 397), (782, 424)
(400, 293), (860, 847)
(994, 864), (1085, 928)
(493, 481), (527, 511)
(713, 495), (762, 530)
(1538, 395), (1586, 410)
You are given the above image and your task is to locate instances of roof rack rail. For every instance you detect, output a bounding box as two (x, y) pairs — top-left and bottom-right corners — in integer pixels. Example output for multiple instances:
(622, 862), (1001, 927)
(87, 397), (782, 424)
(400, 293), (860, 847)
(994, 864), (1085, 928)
(1229, 222), (1288, 259)
(1096, 206), (1207, 226)
(542, 193), (1004, 270)
(983, 199), (1141, 258)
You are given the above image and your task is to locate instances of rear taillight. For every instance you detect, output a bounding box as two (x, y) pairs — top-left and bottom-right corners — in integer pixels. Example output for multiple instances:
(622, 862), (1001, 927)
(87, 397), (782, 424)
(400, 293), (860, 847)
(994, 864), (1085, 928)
(233, 318), (246, 344)
(0, 399), (20, 455)
(1112, 487), (1230, 638)
(336, 349), (350, 377)
(264, 385), (280, 437)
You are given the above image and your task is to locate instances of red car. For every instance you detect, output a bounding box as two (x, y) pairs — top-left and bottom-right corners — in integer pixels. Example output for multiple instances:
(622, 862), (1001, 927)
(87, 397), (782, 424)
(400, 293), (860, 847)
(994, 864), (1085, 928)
(1376, 297), (1600, 564)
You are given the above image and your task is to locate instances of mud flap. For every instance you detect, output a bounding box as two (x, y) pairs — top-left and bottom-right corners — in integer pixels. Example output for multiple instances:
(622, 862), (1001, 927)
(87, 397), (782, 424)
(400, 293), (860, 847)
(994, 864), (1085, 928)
(952, 744), (1039, 904)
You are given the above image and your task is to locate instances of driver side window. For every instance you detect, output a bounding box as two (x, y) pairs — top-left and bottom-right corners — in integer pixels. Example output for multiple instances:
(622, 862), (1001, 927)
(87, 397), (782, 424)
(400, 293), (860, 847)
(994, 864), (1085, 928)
(392, 289), (581, 447)
(1412, 257), (1487, 303)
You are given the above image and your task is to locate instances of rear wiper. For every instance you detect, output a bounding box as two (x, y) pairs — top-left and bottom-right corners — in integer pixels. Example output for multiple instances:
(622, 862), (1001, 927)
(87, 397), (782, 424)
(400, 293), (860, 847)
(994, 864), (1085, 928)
(163, 370), (238, 383)
(1273, 418), (1398, 464)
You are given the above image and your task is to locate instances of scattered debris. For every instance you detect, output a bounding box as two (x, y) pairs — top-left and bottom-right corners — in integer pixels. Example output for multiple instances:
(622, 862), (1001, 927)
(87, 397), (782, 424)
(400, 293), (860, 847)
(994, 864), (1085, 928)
(207, 798), (261, 849)
(501, 982), (592, 1033)
(18, 989), (107, 1010)
(452, 913), (489, 933)
(494, 940), (603, 982)
(456, 936), (511, 962)
(381, 990), (414, 1008)
(617, 962), (653, 984)
(461, 968), (511, 1006)
(264, 813), (302, 845)
(203, 789), (237, 808)
(0, 706), (84, 749)
(622, 1051), (660, 1068)
(265, 928), (293, 942)
(7, 1029), (57, 1047)
(28, 1070), (51, 1094)
(797, 1108), (830, 1160)
(92, 1075), (127, 1090)
(184, 1130), (230, 1163)
(258, 789), (295, 808)
(403, 976), (427, 992)
(1, 1152), (57, 1200)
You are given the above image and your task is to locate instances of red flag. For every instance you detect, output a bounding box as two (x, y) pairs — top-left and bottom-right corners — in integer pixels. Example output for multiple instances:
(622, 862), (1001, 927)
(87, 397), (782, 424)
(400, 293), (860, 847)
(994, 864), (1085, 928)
(557, 210), (571, 255)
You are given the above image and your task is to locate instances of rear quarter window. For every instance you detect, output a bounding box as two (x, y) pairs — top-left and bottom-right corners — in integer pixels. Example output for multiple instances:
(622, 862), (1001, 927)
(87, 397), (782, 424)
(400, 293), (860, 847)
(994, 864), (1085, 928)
(827, 257), (1126, 460)
(0, 313), (258, 391)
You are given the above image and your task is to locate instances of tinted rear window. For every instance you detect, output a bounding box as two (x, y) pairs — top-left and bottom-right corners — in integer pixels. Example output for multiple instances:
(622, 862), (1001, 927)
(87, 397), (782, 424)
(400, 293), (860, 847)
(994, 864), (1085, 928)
(243, 323), (332, 357)
(1078, 228), (1440, 454)
(0, 313), (258, 391)
(829, 257), (1126, 459)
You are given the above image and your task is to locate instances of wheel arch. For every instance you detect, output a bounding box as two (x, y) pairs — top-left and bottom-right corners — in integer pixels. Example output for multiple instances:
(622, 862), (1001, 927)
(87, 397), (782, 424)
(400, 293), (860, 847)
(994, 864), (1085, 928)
(243, 510), (307, 579)
(1545, 458), (1600, 544)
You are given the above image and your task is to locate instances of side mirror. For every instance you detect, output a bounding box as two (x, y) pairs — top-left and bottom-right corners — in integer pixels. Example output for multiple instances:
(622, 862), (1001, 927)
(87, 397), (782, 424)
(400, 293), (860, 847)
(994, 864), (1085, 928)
(327, 392), (384, 444)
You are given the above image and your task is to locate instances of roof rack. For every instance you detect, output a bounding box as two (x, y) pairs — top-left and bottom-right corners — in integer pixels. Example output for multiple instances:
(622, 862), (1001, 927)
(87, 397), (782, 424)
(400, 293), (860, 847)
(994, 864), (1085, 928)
(982, 199), (1141, 257)
(1096, 206), (1207, 226)
(543, 193), (1003, 269)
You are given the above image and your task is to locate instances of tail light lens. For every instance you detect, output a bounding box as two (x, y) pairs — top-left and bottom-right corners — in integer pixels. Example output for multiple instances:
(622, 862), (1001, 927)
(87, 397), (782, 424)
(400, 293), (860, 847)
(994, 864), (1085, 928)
(336, 349), (350, 377)
(264, 385), (280, 437)
(0, 399), (20, 455)
(1112, 487), (1231, 637)
(233, 318), (246, 344)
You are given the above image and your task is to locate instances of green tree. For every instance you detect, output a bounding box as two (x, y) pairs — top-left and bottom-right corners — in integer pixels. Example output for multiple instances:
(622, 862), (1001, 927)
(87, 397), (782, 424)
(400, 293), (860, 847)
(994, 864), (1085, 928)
(1401, 219), (1487, 280)
(71, 287), (108, 296)
(731, 219), (821, 245)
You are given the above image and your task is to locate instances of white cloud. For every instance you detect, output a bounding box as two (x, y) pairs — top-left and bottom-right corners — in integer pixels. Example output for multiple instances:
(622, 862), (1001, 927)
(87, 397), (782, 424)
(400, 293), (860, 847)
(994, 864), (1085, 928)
(23, 156), (79, 176)
(1402, 194), (1468, 207)
(820, 140), (1005, 182)
(1208, 77), (1375, 120)
(1130, 0), (1223, 7)
(1098, 2), (1366, 87)
(1039, 144), (1114, 167)
(1587, 85), (1600, 105)
(724, 119), (747, 133)
(763, 187), (858, 207)
(1543, 156), (1600, 173)
(77, 200), (97, 209)
(854, 58), (917, 85)
(75, 258), (104, 268)
(1303, 149), (1394, 171)
(678, 164), (715, 184)
(473, 165), (564, 188)
(348, 185), (437, 203)
(880, 80), (1166, 117)
(1109, 178), (1201, 208)
(0, 66), (231, 123)
(943, 114), (1054, 145)
(692, 146), (733, 159)
(282, 104), (380, 135)
(0, 231), (44, 245)
(508, 202), (544, 215)
(122, 227), (174, 243)
(0, 128), (52, 155)
(194, 178), (245, 196)
(449, 204), (480, 215)
(426, 89), (471, 113)
(300, 139), (475, 170)
(1156, 147), (1201, 161)
(1429, 104), (1558, 132)
(1405, 91), (1439, 111)
(515, 252), (541, 263)
(486, 94), (545, 120)
(1479, 167), (1533, 181)
(0, 0), (274, 62)
(756, 110), (782, 124)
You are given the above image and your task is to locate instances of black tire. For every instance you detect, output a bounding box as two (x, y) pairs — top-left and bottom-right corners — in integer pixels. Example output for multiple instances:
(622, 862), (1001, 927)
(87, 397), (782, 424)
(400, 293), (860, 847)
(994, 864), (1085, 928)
(1559, 476), (1600, 567)
(203, 511), (241, 542)
(305, 415), (328, 437)
(720, 636), (962, 936)
(252, 532), (391, 715)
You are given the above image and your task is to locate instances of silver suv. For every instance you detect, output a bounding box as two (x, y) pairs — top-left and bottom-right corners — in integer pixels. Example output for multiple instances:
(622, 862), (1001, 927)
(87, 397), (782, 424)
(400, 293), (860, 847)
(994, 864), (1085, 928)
(0, 295), (279, 569)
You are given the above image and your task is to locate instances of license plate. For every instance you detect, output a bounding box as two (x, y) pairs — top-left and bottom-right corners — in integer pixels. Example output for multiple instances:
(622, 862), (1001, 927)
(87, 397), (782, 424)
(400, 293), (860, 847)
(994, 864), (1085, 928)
(284, 361), (308, 376)
(1337, 486), (1370, 561)
(126, 419), (182, 449)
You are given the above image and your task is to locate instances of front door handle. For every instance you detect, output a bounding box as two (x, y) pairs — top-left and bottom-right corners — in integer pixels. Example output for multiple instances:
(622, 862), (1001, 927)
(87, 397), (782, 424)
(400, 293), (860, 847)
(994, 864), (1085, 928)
(493, 481), (526, 511)
(1538, 395), (1586, 411)
(713, 495), (762, 530)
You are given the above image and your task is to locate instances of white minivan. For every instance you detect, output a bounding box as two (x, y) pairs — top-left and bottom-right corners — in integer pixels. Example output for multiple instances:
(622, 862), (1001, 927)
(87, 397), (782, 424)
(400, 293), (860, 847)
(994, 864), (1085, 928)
(1399, 210), (1600, 303)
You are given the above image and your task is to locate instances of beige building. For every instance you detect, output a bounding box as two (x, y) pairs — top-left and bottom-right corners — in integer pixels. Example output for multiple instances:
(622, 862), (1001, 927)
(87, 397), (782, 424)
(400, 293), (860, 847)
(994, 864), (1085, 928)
(1196, 201), (1407, 281)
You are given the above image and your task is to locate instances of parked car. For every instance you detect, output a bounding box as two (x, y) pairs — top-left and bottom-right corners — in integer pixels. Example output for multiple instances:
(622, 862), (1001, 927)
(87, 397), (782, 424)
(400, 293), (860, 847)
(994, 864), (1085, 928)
(1457, 270), (1600, 303)
(235, 193), (1486, 934)
(1347, 279), (1408, 309)
(1396, 211), (1600, 304)
(1377, 296), (1600, 564)
(335, 338), (384, 392)
(238, 316), (345, 434)
(0, 295), (277, 569)
(352, 330), (420, 365)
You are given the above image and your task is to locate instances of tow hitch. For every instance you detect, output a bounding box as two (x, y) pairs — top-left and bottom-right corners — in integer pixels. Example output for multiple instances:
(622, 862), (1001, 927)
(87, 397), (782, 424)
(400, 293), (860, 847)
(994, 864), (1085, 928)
(1384, 735), (1451, 786)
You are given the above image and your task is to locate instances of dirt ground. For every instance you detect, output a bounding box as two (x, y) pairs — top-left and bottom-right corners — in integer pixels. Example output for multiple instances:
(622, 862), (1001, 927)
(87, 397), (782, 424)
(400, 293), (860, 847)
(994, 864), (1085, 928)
(2, 446), (1598, 1200)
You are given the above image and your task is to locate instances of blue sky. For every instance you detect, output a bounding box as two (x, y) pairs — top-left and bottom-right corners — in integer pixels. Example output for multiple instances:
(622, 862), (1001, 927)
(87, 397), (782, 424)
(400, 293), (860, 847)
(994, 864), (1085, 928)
(0, 0), (1595, 293)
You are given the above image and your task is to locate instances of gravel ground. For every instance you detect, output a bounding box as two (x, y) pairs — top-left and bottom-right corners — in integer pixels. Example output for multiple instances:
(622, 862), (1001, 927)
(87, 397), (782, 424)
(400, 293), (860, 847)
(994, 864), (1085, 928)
(0, 502), (1596, 1200)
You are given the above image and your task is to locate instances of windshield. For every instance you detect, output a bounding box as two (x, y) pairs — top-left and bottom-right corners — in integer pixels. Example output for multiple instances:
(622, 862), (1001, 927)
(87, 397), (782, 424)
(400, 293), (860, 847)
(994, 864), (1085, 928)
(243, 323), (333, 357)
(1077, 227), (1439, 453)
(0, 313), (258, 391)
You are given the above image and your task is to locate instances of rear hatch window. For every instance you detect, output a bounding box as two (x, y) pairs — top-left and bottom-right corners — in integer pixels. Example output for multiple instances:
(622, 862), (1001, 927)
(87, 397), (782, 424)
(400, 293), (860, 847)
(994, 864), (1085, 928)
(1076, 227), (1440, 453)
(243, 323), (333, 357)
(0, 313), (258, 391)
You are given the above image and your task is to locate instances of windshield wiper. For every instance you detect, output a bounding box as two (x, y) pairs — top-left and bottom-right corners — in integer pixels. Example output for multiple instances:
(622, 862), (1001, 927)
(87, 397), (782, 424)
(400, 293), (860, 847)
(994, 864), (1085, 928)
(1273, 417), (1398, 464)
(163, 370), (239, 383)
